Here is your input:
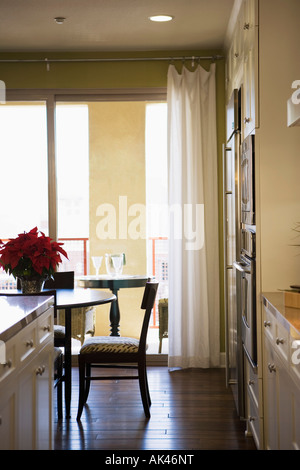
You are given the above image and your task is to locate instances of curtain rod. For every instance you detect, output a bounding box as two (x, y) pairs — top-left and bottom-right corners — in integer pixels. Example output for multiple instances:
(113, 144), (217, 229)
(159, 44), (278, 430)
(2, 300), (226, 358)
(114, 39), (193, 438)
(0, 55), (224, 64)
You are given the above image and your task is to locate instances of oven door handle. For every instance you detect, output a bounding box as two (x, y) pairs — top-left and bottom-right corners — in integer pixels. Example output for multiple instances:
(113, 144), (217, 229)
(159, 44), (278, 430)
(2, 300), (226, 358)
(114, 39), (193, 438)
(233, 261), (250, 274)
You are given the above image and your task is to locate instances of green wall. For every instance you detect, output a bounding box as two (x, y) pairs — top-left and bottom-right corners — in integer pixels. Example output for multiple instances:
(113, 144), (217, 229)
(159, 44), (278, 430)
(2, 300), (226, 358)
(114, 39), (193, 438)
(0, 49), (226, 352)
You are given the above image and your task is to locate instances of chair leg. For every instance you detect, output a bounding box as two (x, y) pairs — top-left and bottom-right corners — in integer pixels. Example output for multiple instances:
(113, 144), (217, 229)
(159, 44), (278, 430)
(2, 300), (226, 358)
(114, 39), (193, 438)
(77, 359), (86, 421)
(84, 363), (91, 404)
(57, 380), (63, 420)
(138, 362), (151, 418)
(54, 352), (63, 420)
(144, 363), (151, 406)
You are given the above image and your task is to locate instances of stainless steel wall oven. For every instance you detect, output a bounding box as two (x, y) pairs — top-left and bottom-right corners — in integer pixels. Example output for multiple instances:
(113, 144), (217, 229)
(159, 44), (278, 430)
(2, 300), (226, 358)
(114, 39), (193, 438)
(234, 244), (257, 369)
(232, 133), (257, 419)
(241, 135), (255, 225)
(239, 133), (257, 370)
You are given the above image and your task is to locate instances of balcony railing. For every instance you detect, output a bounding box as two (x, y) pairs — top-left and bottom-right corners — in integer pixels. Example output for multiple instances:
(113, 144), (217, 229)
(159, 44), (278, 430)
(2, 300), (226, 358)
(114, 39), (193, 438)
(58, 237), (89, 276)
(0, 237), (169, 328)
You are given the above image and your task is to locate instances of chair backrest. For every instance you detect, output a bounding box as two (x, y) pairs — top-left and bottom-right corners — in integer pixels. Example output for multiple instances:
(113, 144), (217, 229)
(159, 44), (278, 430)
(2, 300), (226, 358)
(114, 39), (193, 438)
(44, 271), (74, 289)
(139, 279), (159, 353)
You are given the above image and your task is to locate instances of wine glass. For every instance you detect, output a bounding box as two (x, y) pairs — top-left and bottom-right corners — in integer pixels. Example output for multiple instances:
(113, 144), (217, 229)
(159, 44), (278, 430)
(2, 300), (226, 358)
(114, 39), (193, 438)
(111, 254), (123, 276)
(92, 256), (103, 277)
(105, 253), (124, 277)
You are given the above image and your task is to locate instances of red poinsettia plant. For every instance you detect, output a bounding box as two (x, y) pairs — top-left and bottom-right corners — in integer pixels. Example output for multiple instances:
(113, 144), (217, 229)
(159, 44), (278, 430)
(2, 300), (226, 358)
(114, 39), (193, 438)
(0, 227), (68, 280)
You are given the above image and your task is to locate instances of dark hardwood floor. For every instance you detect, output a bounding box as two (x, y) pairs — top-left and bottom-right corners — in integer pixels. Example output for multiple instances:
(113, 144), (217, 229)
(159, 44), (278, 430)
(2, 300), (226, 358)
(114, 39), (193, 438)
(53, 366), (256, 451)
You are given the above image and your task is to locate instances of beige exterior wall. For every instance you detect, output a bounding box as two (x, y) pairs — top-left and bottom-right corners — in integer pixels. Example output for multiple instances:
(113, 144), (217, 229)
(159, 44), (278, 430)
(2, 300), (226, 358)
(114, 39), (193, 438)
(88, 101), (147, 338)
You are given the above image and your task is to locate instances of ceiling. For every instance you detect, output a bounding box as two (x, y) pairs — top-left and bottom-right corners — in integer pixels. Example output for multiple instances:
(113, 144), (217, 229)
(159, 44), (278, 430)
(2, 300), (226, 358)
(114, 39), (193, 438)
(0, 0), (235, 53)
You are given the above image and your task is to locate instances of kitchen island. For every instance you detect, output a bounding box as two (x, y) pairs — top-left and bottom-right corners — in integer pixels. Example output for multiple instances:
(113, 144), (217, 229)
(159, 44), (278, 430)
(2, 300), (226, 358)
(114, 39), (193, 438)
(262, 292), (300, 450)
(0, 294), (54, 450)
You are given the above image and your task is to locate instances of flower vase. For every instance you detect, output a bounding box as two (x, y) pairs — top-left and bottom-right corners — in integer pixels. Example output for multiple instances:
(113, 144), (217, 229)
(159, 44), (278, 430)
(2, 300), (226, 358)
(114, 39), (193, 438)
(18, 278), (46, 294)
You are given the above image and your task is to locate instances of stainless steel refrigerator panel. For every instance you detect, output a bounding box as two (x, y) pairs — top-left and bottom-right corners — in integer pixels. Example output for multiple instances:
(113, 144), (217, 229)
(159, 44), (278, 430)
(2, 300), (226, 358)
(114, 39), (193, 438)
(241, 134), (255, 225)
(224, 88), (245, 418)
(234, 131), (241, 259)
(233, 261), (246, 419)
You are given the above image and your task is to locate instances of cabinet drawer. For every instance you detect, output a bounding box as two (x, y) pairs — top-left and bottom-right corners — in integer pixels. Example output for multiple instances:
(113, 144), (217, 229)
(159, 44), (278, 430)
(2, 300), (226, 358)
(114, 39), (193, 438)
(263, 307), (276, 341)
(246, 359), (259, 408)
(248, 392), (260, 449)
(18, 321), (37, 364)
(274, 321), (289, 364)
(0, 339), (16, 382)
(37, 307), (53, 346)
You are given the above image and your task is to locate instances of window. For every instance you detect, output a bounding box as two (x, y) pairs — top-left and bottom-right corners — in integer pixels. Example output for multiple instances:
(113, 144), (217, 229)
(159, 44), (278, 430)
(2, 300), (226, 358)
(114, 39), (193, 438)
(0, 102), (48, 238)
(55, 103), (89, 275)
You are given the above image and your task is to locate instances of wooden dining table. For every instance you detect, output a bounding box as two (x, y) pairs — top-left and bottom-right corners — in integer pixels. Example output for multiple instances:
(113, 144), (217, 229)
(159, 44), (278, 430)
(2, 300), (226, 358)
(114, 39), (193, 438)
(77, 275), (148, 336)
(55, 288), (116, 418)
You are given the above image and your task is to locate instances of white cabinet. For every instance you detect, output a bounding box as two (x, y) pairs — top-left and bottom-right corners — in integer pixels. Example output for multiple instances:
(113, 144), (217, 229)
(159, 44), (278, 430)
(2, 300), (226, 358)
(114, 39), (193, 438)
(242, 0), (259, 138)
(242, 0), (258, 52)
(245, 358), (262, 448)
(264, 335), (292, 449)
(242, 44), (257, 137)
(0, 298), (54, 450)
(17, 338), (53, 450)
(263, 303), (300, 450)
(0, 375), (17, 449)
(226, 0), (259, 137)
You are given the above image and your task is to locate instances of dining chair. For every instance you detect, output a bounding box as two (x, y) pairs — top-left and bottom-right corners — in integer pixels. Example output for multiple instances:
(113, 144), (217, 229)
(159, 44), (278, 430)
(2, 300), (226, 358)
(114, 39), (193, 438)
(45, 271), (96, 346)
(76, 278), (159, 420)
(0, 290), (63, 418)
(44, 271), (74, 350)
(16, 271), (74, 349)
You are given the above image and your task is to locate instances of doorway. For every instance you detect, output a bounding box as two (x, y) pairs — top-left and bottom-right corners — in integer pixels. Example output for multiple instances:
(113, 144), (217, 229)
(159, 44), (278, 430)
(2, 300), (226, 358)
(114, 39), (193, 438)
(55, 100), (168, 355)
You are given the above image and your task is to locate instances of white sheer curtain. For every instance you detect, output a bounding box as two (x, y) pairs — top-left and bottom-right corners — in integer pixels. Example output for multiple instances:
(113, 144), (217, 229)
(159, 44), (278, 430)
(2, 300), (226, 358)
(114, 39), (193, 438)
(167, 63), (220, 369)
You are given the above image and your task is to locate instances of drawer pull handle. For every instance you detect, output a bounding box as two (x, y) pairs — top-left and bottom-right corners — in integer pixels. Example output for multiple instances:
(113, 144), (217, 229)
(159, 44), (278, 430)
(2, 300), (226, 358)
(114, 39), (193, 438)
(36, 365), (46, 376)
(276, 337), (284, 345)
(43, 325), (50, 332)
(26, 339), (34, 348)
(244, 117), (251, 124)
(3, 359), (12, 369)
(248, 380), (254, 386)
(264, 320), (271, 328)
(249, 416), (255, 422)
(244, 22), (250, 30)
(268, 363), (276, 373)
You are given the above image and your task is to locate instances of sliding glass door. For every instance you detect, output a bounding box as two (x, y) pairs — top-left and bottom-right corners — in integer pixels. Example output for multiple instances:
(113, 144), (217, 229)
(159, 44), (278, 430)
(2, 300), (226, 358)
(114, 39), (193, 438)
(55, 103), (89, 275)
(0, 102), (48, 237)
(1, 91), (168, 354)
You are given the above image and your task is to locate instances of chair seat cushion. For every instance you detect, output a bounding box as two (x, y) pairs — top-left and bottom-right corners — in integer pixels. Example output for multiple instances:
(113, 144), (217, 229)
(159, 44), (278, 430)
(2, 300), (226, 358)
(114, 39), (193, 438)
(80, 336), (139, 354)
(54, 324), (66, 338)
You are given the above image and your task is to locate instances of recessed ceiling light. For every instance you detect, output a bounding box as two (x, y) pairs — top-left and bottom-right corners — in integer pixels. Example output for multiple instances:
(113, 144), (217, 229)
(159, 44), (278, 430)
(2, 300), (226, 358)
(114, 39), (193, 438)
(54, 17), (66, 24)
(149, 15), (174, 22)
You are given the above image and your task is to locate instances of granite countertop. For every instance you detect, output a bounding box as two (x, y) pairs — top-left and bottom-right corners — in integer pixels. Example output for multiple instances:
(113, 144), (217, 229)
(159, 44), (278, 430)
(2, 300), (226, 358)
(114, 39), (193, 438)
(0, 295), (54, 343)
(262, 292), (300, 336)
